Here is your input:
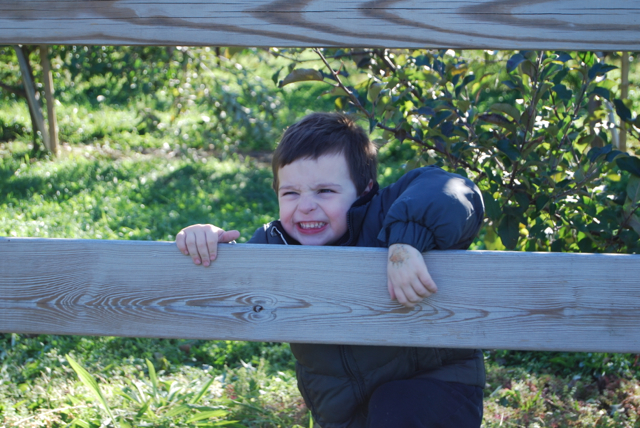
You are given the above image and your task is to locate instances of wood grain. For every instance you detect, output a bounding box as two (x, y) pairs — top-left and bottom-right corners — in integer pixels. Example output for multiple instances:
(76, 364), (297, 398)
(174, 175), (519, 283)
(0, 0), (639, 50)
(1, 237), (640, 352)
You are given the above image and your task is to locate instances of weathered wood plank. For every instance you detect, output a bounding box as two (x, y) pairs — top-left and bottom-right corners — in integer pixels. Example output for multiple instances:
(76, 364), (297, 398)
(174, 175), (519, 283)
(0, 0), (639, 50)
(1, 237), (639, 352)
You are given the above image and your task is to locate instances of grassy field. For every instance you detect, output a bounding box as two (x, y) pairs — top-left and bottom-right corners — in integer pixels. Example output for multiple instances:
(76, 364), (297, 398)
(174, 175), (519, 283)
(1, 47), (640, 427)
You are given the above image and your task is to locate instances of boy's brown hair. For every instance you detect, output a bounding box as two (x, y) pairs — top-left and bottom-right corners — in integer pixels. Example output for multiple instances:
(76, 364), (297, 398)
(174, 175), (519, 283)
(272, 113), (377, 195)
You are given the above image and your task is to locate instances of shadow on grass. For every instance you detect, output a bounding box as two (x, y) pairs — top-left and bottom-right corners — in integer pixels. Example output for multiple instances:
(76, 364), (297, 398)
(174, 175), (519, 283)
(1, 333), (295, 385)
(0, 154), (279, 240)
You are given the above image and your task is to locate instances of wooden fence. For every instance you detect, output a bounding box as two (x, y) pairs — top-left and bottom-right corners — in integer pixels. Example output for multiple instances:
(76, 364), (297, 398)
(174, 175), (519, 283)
(2, 238), (640, 352)
(1, 0), (639, 50)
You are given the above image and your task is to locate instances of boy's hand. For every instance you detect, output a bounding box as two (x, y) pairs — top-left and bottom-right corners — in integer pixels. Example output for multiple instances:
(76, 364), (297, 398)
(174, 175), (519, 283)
(387, 244), (437, 308)
(175, 224), (240, 267)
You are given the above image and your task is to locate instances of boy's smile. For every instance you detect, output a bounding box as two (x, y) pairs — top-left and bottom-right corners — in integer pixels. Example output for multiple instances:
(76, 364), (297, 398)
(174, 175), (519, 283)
(277, 153), (363, 246)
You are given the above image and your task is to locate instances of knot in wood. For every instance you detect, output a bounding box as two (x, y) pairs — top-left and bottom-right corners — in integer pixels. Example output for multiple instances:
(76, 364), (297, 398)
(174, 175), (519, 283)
(253, 305), (264, 313)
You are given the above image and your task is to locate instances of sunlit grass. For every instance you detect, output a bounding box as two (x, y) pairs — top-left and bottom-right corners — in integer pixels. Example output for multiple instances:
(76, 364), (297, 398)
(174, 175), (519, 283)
(0, 140), (278, 242)
(1, 335), (305, 427)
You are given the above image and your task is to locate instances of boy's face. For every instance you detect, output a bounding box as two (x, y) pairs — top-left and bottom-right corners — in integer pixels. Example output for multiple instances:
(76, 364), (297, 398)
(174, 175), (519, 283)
(277, 153), (360, 246)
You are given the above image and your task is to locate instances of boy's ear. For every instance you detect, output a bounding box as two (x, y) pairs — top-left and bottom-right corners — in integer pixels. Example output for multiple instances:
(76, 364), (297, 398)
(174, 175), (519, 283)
(361, 179), (374, 196)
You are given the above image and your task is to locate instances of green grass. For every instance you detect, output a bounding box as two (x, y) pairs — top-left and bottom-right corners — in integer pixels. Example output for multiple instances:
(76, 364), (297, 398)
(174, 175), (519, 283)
(0, 140), (278, 242)
(1, 334), (306, 427)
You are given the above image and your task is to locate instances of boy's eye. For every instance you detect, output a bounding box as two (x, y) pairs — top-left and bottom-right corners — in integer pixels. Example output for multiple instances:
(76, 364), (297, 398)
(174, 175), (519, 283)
(319, 189), (334, 194)
(282, 191), (298, 196)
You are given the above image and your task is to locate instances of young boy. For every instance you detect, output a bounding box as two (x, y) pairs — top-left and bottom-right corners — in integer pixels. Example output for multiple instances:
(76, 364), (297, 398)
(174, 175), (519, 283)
(176, 112), (485, 428)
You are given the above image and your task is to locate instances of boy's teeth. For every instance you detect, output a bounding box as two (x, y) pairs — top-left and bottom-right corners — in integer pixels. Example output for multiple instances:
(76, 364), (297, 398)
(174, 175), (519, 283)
(299, 222), (326, 229)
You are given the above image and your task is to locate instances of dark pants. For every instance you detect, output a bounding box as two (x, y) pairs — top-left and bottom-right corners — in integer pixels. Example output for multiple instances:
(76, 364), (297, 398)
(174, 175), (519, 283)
(365, 378), (483, 428)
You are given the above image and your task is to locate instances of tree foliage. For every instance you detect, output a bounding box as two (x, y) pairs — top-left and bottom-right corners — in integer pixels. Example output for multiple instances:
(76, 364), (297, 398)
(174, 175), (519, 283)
(0, 46), (290, 153)
(1, 46), (638, 253)
(279, 49), (640, 253)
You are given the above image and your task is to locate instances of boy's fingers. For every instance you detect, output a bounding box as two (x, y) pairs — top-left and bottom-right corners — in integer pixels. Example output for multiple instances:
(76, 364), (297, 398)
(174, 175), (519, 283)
(219, 229), (240, 243)
(176, 230), (188, 254)
(394, 287), (409, 307)
(185, 231), (203, 265)
(418, 268), (438, 294)
(411, 279), (433, 300)
(387, 279), (396, 300)
(196, 232), (213, 266)
(394, 286), (417, 308)
(402, 283), (422, 304)
(204, 228), (219, 263)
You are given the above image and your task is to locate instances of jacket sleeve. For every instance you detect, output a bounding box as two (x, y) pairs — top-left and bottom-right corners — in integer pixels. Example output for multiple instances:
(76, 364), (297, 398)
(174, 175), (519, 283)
(375, 166), (484, 252)
(247, 225), (268, 244)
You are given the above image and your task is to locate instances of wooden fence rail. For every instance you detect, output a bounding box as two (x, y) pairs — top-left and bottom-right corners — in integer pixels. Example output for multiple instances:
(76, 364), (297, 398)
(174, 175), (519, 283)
(1, 0), (639, 50)
(2, 237), (640, 353)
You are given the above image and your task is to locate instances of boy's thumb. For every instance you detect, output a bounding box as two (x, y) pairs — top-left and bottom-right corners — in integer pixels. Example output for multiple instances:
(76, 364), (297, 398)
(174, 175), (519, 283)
(220, 230), (240, 243)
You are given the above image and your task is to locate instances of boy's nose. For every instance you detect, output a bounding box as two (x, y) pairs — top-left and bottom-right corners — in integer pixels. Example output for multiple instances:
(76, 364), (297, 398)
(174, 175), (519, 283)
(298, 194), (317, 213)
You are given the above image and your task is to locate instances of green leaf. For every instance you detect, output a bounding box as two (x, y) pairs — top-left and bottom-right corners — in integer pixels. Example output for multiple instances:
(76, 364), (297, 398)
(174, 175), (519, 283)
(414, 55), (431, 67)
(367, 82), (384, 102)
(416, 106), (435, 116)
(483, 225), (506, 250)
(278, 68), (324, 87)
(135, 398), (152, 419)
(588, 144), (612, 162)
(533, 82), (552, 107)
(514, 192), (530, 214)
(369, 117), (378, 133)
(616, 156), (640, 176)
(591, 86), (611, 100)
(191, 376), (217, 404)
(535, 195), (550, 212)
(478, 114), (516, 133)
(115, 389), (139, 403)
(551, 238), (566, 252)
(482, 191), (501, 221)
(490, 103), (521, 123)
(578, 237), (595, 253)
(520, 60), (536, 78)
(587, 60), (616, 79)
(502, 80), (519, 90)
(554, 51), (572, 63)
(270, 67), (283, 85)
(627, 210), (640, 236)
(164, 404), (191, 417)
(606, 150), (624, 163)
(507, 53), (525, 73)
(627, 175), (640, 205)
(455, 74), (475, 96)
(520, 109), (532, 129)
(429, 110), (452, 128)
(66, 355), (116, 422)
(146, 358), (158, 396)
(496, 139), (520, 161)
(552, 84), (572, 101)
(186, 409), (228, 423)
(613, 98), (633, 122)
(498, 214), (520, 250)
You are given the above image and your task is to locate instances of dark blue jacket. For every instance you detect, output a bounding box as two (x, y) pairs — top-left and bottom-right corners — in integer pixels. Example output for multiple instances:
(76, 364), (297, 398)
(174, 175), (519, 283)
(248, 166), (485, 428)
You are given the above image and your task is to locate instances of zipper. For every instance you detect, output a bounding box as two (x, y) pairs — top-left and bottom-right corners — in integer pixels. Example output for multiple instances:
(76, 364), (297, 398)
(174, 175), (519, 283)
(342, 211), (354, 246)
(339, 345), (366, 405)
(270, 226), (289, 245)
